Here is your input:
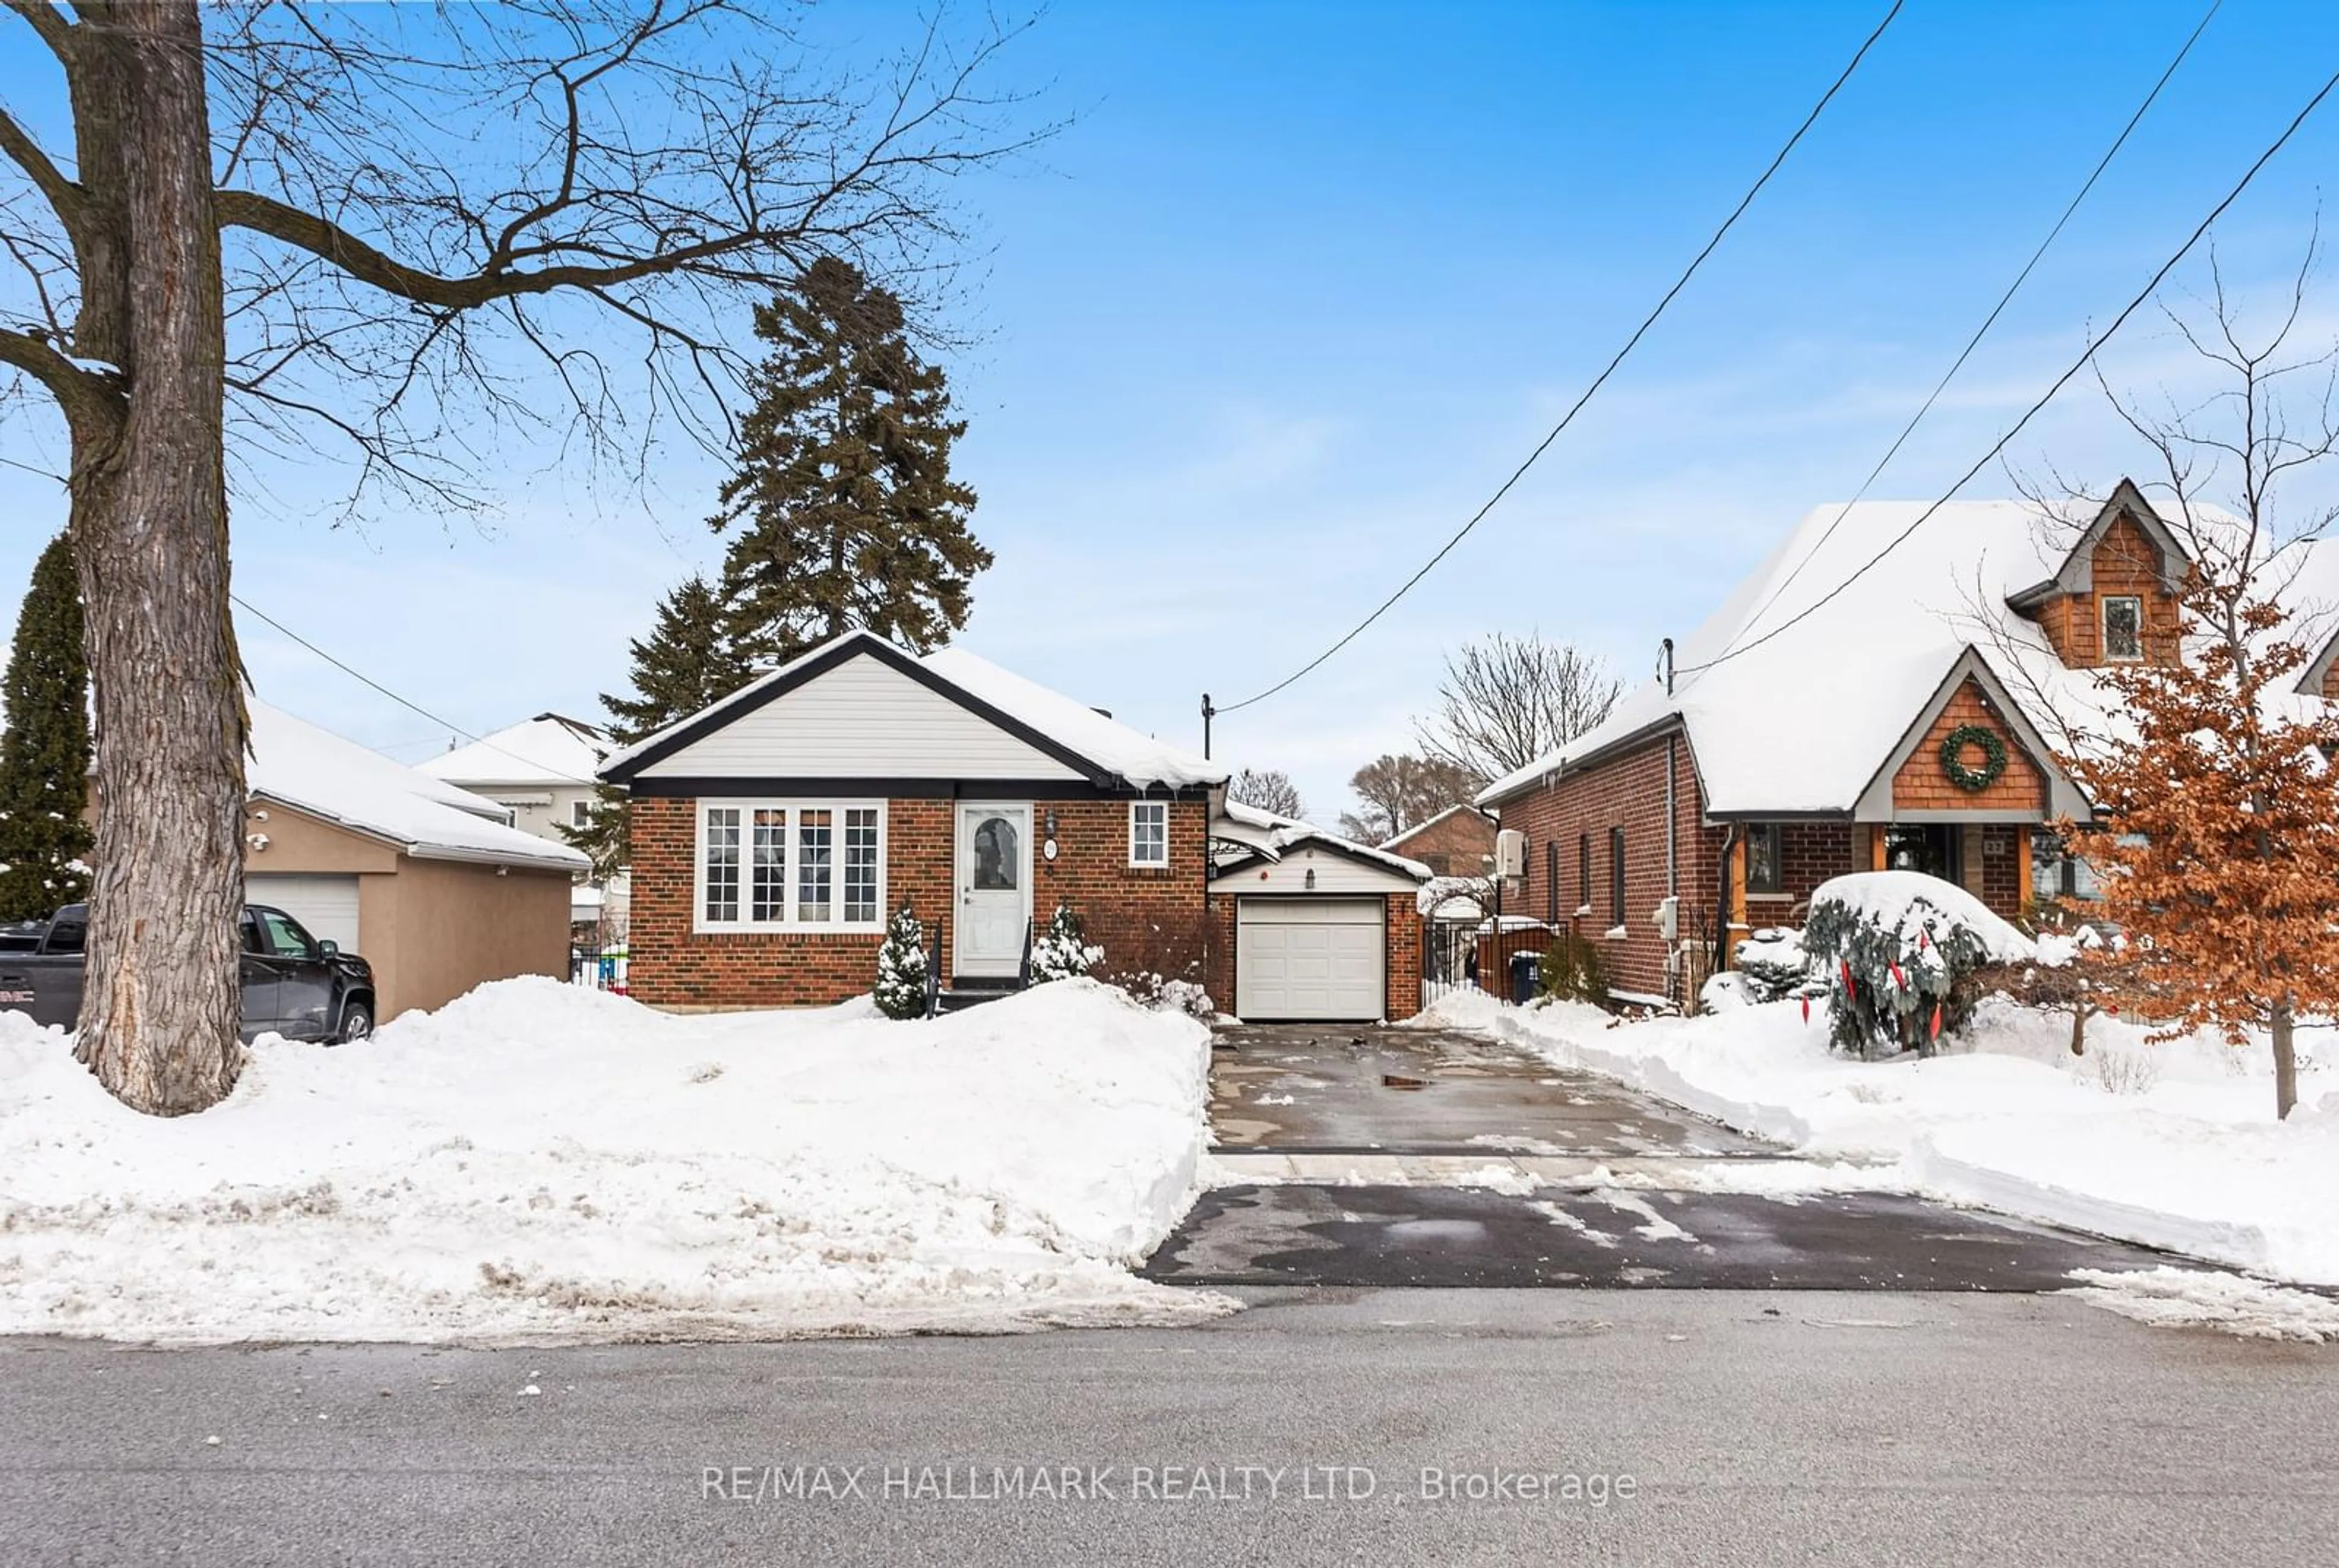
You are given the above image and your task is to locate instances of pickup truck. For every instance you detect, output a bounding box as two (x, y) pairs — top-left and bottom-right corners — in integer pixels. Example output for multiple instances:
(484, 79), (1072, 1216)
(0, 903), (376, 1044)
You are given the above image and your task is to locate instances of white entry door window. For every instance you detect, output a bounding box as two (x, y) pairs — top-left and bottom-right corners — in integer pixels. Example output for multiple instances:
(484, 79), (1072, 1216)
(956, 803), (1031, 977)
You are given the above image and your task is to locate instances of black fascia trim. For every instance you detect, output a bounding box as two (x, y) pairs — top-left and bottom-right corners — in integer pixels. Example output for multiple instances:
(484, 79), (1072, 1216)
(628, 776), (1213, 802)
(604, 634), (1116, 786)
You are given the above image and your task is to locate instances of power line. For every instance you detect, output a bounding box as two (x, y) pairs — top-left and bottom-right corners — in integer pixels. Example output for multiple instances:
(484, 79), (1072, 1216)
(1676, 59), (2339, 681)
(231, 593), (604, 789)
(1732, 0), (2221, 641)
(1212, 0), (1906, 719)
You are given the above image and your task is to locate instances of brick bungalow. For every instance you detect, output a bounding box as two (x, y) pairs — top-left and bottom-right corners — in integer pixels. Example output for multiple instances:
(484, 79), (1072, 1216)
(602, 630), (1426, 1019)
(1475, 480), (2187, 1006)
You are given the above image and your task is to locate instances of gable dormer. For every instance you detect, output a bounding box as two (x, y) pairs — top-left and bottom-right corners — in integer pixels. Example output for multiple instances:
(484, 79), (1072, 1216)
(2003, 478), (2191, 669)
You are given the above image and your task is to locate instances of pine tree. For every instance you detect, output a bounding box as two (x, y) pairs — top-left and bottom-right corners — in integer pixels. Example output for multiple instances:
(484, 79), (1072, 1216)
(874, 903), (931, 1019)
(713, 256), (990, 667)
(1028, 901), (1104, 983)
(563, 574), (752, 877)
(2062, 582), (2339, 1120)
(0, 533), (94, 922)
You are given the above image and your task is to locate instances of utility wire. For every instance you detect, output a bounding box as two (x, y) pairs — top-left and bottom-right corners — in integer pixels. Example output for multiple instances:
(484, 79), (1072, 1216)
(231, 593), (604, 789)
(1732, 0), (2221, 642)
(1213, 0), (1906, 717)
(1675, 60), (2339, 680)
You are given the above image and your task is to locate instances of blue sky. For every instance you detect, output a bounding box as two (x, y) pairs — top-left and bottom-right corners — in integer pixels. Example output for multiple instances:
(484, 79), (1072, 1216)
(6, 1), (2339, 820)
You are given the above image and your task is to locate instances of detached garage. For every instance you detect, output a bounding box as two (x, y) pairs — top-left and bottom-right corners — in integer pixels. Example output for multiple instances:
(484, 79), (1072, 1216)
(1208, 806), (1429, 1022)
(236, 701), (590, 1021)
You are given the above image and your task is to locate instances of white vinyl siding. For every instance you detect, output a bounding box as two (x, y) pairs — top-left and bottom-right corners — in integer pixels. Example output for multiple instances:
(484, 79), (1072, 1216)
(698, 800), (884, 932)
(1129, 800), (1169, 867)
(1235, 898), (1386, 1021)
(641, 654), (1085, 782)
(1212, 846), (1417, 896)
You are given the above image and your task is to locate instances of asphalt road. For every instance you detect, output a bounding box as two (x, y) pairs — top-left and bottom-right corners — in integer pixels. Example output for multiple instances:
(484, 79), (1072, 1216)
(5, 1290), (2335, 1567)
(1148, 1184), (2178, 1290)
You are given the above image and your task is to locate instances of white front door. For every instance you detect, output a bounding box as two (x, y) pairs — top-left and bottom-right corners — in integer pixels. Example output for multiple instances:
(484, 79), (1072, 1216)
(955, 803), (1032, 977)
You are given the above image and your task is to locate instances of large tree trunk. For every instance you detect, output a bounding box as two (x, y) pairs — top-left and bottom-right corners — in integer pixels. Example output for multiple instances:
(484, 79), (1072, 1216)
(67, 0), (249, 1117)
(2271, 997), (2298, 1122)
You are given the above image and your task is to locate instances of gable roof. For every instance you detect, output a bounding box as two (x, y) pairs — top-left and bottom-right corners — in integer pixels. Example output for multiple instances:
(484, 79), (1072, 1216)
(1476, 489), (2136, 817)
(2003, 477), (2192, 610)
(416, 712), (607, 789)
(600, 628), (1226, 791)
(1209, 798), (1431, 881)
(250, 702), (590, 872)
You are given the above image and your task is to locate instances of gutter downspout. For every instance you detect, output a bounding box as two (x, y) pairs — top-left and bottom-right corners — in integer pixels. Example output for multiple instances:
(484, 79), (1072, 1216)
(1665, 733), (1679, 1005)
(1713, 823), (1738, 986)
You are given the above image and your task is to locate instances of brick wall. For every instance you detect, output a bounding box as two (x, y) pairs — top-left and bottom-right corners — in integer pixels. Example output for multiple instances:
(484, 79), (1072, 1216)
(1979, 823), (2023, 916)
(627, 793), (1207, 1009)
(1498, 730), (1720, 1001)
(1743, 821), (1861, 930)
(1384, 808), (1495, 877)
(1385, 893), (1423, 1022)
(1892, 678), (2048, 813)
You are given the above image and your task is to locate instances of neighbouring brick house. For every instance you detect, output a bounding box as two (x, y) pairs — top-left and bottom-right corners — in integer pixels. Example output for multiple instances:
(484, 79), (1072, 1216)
(1379, 803), (1497, 877)
(1475, 480), (2193, 1006)
(602, 630), (1428, 1019)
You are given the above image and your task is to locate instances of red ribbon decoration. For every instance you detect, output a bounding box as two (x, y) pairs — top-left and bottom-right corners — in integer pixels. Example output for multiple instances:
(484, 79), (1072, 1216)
(1889, 960), (1905, 990)
(1801, 994), (1811, 1023)
(1930, 1003), (1942, 1040)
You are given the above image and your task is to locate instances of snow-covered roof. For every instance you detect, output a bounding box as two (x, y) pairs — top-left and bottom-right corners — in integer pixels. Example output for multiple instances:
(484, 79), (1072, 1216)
(1210, 797), (1433, 881)
(417, 713), (607, 790)
(1476, 487), (2162, 817)
(602, 628), (1227, 792)
(250, 701), (590, 873)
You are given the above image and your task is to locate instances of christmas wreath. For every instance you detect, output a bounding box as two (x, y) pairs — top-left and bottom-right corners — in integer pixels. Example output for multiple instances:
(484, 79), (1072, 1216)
(1938, 724), (2007, 793)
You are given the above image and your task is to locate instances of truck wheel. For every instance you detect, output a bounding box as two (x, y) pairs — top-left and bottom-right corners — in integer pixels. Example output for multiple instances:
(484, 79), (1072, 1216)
(337, 1002), (374, 1044)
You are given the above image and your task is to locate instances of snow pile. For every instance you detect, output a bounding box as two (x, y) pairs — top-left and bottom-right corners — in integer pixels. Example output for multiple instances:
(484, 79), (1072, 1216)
(2066, 1268), (2339, 1341)
(1805, 871), (2034, 1057)
(1416, 988), (2339, 1284)
(0, 978), (1224, 1343)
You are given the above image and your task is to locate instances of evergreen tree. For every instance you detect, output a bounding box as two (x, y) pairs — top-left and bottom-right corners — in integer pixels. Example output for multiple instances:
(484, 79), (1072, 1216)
(0, 533), (94, 921)
(563, 574), (752, 878)
(1028, 901), (1103, 983)
(874, 903), (931, 1019)
(713, 256), (990, 667)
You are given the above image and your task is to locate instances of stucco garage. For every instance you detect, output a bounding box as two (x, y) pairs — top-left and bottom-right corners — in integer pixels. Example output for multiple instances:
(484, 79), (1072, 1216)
(1235, 897), (1385, 1020)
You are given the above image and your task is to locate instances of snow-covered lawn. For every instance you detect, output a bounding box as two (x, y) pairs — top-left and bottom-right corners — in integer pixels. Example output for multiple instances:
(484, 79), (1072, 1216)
(1421, 990), (2339, 1287)
(0, 977), (1228, 1343)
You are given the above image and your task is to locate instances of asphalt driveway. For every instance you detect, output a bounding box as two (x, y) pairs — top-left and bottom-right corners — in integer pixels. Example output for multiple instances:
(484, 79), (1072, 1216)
(1178, 1020), (2193, 1293)
(1207, 1021), (1773, 1157)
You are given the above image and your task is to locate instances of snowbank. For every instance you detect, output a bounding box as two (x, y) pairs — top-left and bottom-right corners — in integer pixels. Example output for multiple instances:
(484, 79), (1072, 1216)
(1417, 990), (2339, 1284)
(0, 978), (1226, 1343)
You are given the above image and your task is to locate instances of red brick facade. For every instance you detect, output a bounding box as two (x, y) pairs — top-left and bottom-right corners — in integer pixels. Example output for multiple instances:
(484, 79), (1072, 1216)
(1381, 806), (1496, 877)
(627, 793), (1211, 1010)
(1498, 729), (1721, 1000)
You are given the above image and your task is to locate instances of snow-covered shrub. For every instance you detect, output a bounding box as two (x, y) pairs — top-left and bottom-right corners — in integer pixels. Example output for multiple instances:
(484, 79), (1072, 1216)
(2089, 1046), (2160, 1097)
(1028, 901), (1104, 983)
(1730, 927), (1813, 1003)
(1537, 929), (1609, 1005)
(1117, 971), (1216, 1019)
(1802, 872), (2033, 1059)
(1699, 971), (1756, 1012)
(873, 904), (931, 1021)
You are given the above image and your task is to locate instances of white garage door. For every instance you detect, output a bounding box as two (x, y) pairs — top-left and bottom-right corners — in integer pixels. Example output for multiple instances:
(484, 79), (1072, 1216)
(244, 873), (361, 954)
(1236, 898), (1386, 1021)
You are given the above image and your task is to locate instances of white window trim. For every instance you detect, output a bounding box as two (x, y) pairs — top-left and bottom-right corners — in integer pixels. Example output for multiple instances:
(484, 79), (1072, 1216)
(571, 798), (594, 829)
(695, 798), (886, 934)
(1129, 800), (1171, 868)
(2101, 594), (2145, 663)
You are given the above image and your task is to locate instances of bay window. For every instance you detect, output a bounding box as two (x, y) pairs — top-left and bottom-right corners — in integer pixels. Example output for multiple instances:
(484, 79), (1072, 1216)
(699, 800), (884, 931)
